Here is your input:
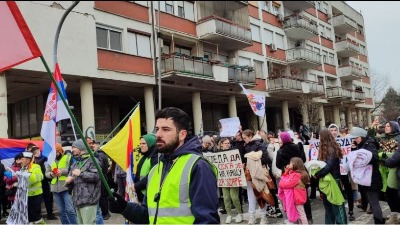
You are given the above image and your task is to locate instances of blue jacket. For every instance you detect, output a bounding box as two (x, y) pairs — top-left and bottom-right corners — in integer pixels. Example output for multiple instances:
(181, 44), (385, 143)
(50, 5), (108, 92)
(122, 136), (220, 224)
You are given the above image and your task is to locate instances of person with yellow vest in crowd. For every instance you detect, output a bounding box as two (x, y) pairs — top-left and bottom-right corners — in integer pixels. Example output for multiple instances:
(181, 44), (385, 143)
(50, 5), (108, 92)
(45, 143), (77, 225)
(129, 133), (158, 203)
(20, 151), (45, 224)
(109, 107), (220, 224)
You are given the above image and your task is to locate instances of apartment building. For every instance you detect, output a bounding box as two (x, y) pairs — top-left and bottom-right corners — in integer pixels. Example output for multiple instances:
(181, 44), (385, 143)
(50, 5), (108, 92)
(0, 1), (373, 140)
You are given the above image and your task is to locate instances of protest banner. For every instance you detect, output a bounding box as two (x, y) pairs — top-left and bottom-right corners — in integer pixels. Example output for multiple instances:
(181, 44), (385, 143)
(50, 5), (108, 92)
(7, 171), (30, 225)
(219, 117), (240, 137)
(203, 149), (246, 187)
(308, 137), (352, 175)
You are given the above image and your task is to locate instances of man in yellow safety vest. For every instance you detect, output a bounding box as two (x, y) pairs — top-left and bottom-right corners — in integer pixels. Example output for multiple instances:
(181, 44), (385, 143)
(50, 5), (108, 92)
(109, 107), (220, 224)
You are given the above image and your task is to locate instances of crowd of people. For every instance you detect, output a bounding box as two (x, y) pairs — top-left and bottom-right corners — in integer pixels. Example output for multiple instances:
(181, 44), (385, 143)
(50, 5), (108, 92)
(2, 107), (400, 225)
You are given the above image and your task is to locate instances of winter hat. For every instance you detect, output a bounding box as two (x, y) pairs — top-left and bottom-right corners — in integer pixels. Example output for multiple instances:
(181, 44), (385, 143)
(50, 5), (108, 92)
(280, 132), (292, 144)
(328, 124), (339, 131)
(141, 134), (156, 148)
(22, 151), (33, 159)
(72, 139), (87, 152)
(56, 143), (64, 155)
(349, 127), (367, 138)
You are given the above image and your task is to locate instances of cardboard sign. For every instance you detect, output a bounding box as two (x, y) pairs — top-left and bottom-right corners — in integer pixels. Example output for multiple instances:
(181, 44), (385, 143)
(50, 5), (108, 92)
(308, 138), (352, 175)
(203, 149), (246, 187)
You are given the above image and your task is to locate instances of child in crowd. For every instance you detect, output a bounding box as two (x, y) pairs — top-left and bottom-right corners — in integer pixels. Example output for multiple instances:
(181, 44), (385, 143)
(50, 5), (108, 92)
(278, 157), (310, 225)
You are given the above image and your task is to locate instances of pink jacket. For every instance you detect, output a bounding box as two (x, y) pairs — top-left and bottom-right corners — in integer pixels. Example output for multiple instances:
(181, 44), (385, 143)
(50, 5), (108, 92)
(278, 170), (300, 223)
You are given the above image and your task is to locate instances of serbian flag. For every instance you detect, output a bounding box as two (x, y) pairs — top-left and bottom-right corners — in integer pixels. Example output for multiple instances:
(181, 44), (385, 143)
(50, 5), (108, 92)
(0, 1), (42, 72)
(40, 64), (71, 166)
(239, 83), (266, 117)
(0, 138), (43, 168)
(102, 106), (141, 203)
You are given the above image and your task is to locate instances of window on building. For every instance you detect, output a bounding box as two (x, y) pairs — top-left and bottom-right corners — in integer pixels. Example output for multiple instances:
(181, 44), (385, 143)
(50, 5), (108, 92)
(134, 1), (148, 6)
(359, 44), (367, 55)
(264, 29), (274, 44)
(162, 44), (170, 54)
(127, 32), (151, 58)
(177, 1), (194, 20)
(271, 3), (280, 15)
(254, 60), (264, 78)
(325, 27), (332, 39)
(322, 50), (328, 63)
(317, 76), (324, 85)
(262, 1), (270, 12)
(159, 1), (174, 14)
(175, 46), (191, 56)
(318, 24), (325, 37)
(357, 24), (364, 35)
(323, 2), (329, 14)
(12, 95), (44, 138)
(239, 56), (251, 66)
(317, 1), (321, 11)
(363, 66), (368, 76)
(328, 53), (334, 65)
(251, 24), (261, 42)
(275, 33), (284, 49)
(96, 25), (122, 51)
(314, 47), (320, 54)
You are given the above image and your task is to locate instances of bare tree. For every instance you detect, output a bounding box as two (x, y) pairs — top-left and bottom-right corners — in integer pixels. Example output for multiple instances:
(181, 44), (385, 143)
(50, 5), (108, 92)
(298, 94), (322, 131)
(370, 69), (390, 114)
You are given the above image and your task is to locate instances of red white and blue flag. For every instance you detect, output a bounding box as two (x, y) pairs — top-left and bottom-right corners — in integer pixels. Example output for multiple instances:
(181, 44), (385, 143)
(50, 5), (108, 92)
(0, 1), (42, 72)
(40, 64), (71, 165)
(0, 138), (43, 167)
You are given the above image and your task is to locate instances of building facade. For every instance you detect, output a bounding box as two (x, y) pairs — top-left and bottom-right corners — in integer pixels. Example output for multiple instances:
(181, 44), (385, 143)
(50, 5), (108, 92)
(0, 1), (374, 140)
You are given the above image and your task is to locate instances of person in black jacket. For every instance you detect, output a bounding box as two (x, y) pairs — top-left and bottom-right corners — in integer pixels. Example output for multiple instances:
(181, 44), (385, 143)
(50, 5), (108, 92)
(350, 127), (384, 224)
(313, 129), (347, 224)
(0, 160), (6, 220)
(94, 141), (111, 220)
(131, 134), (158, 203)
(242, 129), (269, 224)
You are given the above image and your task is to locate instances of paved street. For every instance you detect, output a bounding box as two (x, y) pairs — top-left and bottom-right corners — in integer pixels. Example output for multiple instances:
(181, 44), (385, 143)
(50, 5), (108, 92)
(0, 195), (390, 224)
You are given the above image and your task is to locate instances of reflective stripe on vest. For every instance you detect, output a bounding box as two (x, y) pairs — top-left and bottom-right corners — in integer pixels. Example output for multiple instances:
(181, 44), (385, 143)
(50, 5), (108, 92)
(51, 154), (71, 184)
(147, 154), (200, 224)
(28, 164), (43, 196)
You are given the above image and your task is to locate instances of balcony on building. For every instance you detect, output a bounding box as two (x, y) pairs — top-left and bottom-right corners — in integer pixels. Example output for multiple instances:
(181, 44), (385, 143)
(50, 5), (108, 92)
(282, 1), (315, 12)
(286, 48), (322, 69)
(197, 1), (252, 50)
(283, 15), (318, 40)
(335, 40), (359, 57)
(267, 74), (304, 95)
(326, 86), (352, 101)
(227, 64), (256, 86)
(161, 53), (213, 80)
(353, 90), (366, 101)
(332, 14), (357, 34)
(338, 65), (364, 81)
(308, 82), (325, 96)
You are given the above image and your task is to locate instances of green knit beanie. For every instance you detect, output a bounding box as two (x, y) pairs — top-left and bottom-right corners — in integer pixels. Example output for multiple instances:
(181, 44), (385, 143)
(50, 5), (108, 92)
(141, 134), (156, 148)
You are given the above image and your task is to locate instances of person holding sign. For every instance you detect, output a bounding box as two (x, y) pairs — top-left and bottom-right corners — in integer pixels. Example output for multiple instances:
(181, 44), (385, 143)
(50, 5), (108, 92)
(218, 138), (243, 224)
(242, 129), (270, 225)
(313, 130), (347, 225)
(349, 127), (384, 224)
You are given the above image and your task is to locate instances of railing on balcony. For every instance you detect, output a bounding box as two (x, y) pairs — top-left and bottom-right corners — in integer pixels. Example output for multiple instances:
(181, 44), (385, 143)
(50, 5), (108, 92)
(161, 53), (213, 78)
(336, 40), (359, 53)
(326, 86), (352, 99)
(267, 76), (303, 92)
(283, 16), (318, 34)
(354, 91), (366, 100)
(308, 82), (325, 94)
(338, 65), (364, 77)
(198, 15), (252, 43)
(286, 48), (321, 64)
(332, 14), (357, 30)
(228, 65), (256, 85)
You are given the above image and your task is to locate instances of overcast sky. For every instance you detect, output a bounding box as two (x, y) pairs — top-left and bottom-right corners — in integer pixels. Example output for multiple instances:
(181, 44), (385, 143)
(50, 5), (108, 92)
(346, 1), (400, 95)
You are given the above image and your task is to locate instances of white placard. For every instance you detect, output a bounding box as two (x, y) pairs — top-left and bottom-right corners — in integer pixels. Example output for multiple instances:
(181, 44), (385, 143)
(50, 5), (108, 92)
(219, 117), (240, 137)
(203, 149), (246, 187)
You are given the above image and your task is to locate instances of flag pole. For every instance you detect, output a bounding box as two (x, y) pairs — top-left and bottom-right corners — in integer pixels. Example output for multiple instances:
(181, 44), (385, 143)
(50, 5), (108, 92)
(99, 103), (140, 146)
(39, 56), (113, 197)
(53, 1), (79, 141)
